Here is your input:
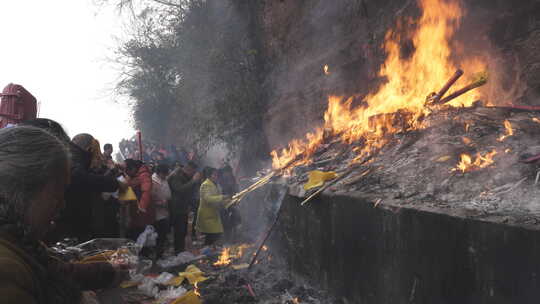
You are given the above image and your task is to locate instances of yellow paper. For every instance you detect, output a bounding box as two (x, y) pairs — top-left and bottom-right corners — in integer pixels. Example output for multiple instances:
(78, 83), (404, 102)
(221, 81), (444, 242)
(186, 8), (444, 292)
(166, 276), (186, 287)
(303, 170), (338, 191)
(232, 263), (249, 270)
(170, 291), (202, 304)
(120, 280), (139, 288)
(118, 186), (137, 201)
(178, 265), (208, 285)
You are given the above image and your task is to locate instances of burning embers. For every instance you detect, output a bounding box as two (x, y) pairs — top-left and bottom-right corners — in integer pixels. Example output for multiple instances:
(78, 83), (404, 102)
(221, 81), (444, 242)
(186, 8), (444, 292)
(212, 244), (252, 267)
(213, 247), (232, 266)
(498, 120), (514, 142)
(271, 0), (487, 172)
(452, 150), (497, 173)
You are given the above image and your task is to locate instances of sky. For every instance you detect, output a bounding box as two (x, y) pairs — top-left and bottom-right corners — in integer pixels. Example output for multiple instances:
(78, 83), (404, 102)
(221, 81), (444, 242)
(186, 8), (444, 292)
(0, 0), (134, 149)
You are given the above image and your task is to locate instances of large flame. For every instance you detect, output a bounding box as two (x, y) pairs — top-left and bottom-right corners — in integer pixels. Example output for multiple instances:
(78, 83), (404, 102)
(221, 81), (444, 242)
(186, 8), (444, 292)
(271, 0), (486, 169)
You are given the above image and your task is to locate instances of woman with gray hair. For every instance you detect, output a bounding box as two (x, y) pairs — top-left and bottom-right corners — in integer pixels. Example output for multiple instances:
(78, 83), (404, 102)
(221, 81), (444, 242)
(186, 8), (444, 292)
(0, 126), (124, 304)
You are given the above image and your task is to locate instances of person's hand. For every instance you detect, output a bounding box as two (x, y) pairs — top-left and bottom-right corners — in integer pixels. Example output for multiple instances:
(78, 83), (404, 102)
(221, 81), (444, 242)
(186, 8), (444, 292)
(193, 172), (203, 181)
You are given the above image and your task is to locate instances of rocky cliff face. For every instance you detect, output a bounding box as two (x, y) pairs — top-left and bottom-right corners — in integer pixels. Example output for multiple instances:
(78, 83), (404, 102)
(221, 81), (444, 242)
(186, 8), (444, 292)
(255, 0), (540, 153)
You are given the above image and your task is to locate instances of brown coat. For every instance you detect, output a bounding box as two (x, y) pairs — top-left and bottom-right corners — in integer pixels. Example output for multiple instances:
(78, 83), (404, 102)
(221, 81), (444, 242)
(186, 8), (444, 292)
(0, 233), (115, 304)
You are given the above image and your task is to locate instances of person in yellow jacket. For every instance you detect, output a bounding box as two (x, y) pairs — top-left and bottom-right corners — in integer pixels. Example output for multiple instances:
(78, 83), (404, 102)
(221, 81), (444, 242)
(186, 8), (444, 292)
(196, 167), (231, 246)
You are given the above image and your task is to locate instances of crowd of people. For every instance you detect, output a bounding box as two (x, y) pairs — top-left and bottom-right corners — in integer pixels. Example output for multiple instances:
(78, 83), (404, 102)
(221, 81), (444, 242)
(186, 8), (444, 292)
(0, 117), (241, 303)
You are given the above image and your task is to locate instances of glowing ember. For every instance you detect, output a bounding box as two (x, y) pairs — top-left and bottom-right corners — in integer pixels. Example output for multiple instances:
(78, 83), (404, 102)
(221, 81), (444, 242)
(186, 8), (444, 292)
(452, 150), (497, 173)
(323, 64), (330, 75)
(235, 244), (251, 258)
(462, 137), (472, 145)
(464, 123), (470, 132)
(271, 0), (486, 170)
(505, 148), (511, 153)
(194, 282), (201, 297)
(262, 245), (268, 251)
(533, 118), (540, 124)
(213, 247), (231, 266)
(497, 120), (513, 142)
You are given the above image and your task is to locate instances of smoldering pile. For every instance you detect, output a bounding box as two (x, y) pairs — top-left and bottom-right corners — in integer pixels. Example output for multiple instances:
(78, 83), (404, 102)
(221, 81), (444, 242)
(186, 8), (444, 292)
(277, 105), (540, 227)
(195, 244), (336, 304)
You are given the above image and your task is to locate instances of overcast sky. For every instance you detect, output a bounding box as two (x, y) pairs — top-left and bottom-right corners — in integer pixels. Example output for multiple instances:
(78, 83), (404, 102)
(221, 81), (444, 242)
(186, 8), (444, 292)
(0, 0), (134, 149)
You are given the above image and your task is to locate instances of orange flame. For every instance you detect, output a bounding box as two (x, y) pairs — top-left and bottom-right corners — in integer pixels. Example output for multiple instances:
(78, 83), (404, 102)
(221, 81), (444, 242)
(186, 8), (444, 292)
(235, 244), (251, 258)
(213, 247), (231, 267)
(323, 64), (330, 75)
(271, 0), (485, 170)
(194, 282), (201, 297)
(452, 150), (497, 173)
(497, 120), (513, 142)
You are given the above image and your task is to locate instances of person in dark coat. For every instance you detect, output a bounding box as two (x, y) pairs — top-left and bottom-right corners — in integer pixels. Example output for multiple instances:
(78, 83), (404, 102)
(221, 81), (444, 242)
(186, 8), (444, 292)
(218, 165), (241, 241)
(61, 134), (123, 242)
(0, 127), (126, 304)
(167, 161), (202, 253)
(19, 120), (126, 242)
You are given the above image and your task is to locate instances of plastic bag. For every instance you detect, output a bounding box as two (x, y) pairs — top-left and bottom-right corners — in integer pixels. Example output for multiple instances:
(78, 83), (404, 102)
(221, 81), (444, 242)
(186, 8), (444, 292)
(138, 277), (159, 298)
(157, 286), (187, 301)
(154, 272), (175, 285)
(136, 225), (158, 248)
(156, 251), (202, 268)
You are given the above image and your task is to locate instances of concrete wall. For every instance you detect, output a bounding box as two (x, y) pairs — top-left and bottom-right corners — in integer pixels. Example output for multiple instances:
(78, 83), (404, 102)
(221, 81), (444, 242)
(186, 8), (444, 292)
(277, 193), (540, 304)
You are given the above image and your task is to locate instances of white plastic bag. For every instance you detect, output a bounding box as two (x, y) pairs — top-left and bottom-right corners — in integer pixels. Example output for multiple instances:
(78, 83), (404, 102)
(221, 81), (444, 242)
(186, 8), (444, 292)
(138, 277), (158, 298)
(153, 272), (175, 285)
(156, 251), (202, 268)
(156, 286), (187, 301)
(136, 225), (158, 247)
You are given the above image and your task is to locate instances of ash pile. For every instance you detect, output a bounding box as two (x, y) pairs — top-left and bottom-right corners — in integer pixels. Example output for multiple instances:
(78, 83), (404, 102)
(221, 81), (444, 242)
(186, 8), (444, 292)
(196, 244), (335, 304)
(282, 105), (540, 227)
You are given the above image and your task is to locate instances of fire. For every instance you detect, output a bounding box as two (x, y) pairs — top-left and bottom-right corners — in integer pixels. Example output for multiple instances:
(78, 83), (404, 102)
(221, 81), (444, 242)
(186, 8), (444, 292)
(465, 123), (470, 132)
(461, 137), (472, 145)
(323, 64), (330, 75)
(271, 0), (486, 169)
(497, 120), (513, 142)
(452, 150), (497, 173)
(194, 282), (201, 297)
(213, 247), (231, 266)
(533, 118), (540, 124)
(235, 244), (251, 258)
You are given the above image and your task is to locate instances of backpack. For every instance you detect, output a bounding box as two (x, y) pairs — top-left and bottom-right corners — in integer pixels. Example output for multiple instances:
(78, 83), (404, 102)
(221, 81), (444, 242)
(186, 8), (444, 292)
(0, 83), (37, 128)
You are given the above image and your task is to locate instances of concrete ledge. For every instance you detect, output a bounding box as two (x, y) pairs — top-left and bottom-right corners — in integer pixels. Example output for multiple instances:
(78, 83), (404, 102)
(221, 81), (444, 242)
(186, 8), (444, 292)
(277, 193), (540, 304)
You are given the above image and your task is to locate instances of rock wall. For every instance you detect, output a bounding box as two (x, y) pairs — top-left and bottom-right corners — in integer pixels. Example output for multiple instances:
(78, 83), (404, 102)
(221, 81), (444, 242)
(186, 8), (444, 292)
(257, 0), (540, 151)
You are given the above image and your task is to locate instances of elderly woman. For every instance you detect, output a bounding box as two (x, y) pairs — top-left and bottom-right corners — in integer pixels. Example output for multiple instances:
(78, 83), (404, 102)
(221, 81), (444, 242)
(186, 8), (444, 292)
(0, 126), (123, 304)
(196, 167), (231, 246)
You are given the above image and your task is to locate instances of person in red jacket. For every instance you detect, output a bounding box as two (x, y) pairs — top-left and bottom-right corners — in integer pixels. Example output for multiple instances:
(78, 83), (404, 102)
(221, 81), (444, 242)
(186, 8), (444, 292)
(124, 159), (154, 241)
